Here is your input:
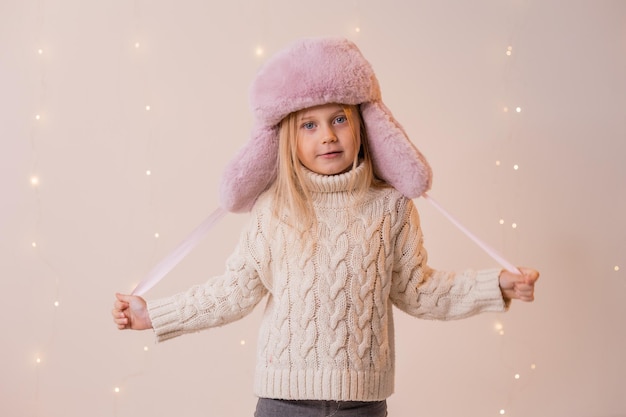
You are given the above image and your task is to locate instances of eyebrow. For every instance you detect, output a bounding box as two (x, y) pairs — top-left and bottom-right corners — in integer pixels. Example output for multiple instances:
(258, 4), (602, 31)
(298, 109), (345, 122)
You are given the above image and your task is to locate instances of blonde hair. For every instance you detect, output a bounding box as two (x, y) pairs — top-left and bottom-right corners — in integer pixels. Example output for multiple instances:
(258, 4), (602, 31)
(271, 104), (385, 228)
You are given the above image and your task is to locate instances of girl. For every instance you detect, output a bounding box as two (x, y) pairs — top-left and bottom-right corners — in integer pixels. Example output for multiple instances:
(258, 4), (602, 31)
(112, 37), (539, 417)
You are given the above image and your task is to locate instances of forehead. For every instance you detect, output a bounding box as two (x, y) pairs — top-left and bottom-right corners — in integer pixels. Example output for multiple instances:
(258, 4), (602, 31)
(297, 103), (344, 120)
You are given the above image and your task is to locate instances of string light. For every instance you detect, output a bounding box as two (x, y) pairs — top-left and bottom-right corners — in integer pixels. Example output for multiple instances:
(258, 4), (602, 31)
(146, 170), (151, 176)
(513, 164), (519, 170)
(134, 42), (140, 49)
(145, 105), (151, 111)
(255, 47), (264, 57)
(36, 357), (42, 364)
(614, 265), (620, 272)
(53, 301), (59, 307)
(30, 176), (39, 186)
(35, 114), (41, 120)
(514, 373), (520, 380)
(144, 346), (149, 352)
(503, 107), (509, 112)
(37, 48), (44, 55)
(506, 46), (513, 56)
(114, 387), (120, 393)
(511, 223), (517, 229)
(499, 219), (505, 225)
(531, 364), (536, 370)
(355, 27), (361, 33)
(240, 339), (246, 346)
(32, 242), (37, 248)
(515, 106), (522, 113)
(495, 160), (501, 166)
(154, 232), (159, 238)
(500, 409), (506, 415)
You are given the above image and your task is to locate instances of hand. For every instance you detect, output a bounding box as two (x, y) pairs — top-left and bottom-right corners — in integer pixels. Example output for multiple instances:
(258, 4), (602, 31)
(112, 293), (153, 330)
(499, 267), (540, 302)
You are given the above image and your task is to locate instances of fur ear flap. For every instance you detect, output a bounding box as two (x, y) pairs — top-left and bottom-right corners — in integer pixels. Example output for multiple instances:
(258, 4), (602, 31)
(361, 101), (432, 198)
(219, 124), (278, 213)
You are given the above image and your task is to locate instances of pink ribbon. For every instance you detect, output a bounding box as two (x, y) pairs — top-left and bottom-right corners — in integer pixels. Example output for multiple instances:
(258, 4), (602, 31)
(422, 193), (521, 274)
(132, 194), (520, 295)
(132, 206), (227, 296)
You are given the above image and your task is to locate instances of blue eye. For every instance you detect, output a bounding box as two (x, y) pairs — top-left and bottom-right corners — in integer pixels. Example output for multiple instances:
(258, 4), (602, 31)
(334, 115), (347, 124)
(302, 122), (316, 130)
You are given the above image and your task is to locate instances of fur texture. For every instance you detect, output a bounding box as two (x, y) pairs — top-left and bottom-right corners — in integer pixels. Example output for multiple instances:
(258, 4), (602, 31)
(220, 37), (432, 212)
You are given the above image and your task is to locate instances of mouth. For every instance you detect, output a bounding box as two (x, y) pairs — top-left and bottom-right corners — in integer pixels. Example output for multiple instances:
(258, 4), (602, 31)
(319, 150), (342, 157)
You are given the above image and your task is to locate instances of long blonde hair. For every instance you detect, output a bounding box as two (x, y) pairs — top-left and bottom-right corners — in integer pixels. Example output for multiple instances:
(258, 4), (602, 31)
(271, 104), (384, 228)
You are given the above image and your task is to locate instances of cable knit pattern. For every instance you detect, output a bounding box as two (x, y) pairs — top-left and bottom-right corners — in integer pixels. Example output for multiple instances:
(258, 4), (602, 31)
(147, 164), (507, 401)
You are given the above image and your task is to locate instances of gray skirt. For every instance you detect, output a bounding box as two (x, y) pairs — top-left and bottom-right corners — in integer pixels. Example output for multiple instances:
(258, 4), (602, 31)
(254, 398), (388, 417)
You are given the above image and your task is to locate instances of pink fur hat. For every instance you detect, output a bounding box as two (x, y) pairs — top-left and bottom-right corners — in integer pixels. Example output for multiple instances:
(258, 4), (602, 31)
(220, 36), (432, 212)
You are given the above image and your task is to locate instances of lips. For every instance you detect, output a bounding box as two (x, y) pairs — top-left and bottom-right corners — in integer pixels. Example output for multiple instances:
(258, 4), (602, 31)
(319, 150), (342, 157)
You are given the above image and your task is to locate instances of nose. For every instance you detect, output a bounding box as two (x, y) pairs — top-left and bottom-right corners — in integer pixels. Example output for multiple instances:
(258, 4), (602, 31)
(322, 126), (337, 144)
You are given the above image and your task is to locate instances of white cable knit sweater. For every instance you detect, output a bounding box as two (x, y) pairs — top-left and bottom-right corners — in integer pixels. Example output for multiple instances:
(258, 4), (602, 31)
(147, 164), (507, 401)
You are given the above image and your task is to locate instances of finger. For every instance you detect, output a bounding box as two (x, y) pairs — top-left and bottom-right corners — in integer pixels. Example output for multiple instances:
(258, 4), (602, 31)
(519, 268), (539, 281)
(115, 293), (133, 303)
(515, 287), (535, 301)
(113, 300), (127, 310)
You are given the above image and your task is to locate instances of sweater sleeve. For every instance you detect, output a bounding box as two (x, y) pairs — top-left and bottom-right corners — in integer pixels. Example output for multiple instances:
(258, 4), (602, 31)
(389, 198), (508, 320)
(147, 222), (269, 342)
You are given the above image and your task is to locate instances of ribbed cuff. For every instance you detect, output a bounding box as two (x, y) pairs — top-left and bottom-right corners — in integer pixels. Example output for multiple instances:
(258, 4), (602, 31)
(470, 268), (509, 312)
(147, 296), (184, 342)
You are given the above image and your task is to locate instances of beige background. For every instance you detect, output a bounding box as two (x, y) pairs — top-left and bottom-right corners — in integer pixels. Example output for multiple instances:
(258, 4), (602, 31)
(1, 0), (625, 416)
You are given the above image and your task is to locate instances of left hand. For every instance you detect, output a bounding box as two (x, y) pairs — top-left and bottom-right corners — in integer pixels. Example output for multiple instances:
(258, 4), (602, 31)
(499, 267), (540, 302)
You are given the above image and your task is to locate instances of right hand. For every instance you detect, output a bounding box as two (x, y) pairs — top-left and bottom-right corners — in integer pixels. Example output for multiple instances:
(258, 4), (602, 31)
(112, 293), (153, 330)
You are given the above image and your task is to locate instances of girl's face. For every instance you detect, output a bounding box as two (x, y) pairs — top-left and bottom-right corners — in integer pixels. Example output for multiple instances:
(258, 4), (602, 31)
(295, 103), (360, 176)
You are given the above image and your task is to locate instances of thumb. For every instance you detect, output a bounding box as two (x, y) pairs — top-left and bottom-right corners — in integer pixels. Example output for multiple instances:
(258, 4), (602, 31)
(115, 292), (132, 304)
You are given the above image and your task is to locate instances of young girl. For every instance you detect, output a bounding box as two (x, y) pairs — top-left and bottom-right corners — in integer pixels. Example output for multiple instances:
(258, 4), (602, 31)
(112, 37), (539, 417)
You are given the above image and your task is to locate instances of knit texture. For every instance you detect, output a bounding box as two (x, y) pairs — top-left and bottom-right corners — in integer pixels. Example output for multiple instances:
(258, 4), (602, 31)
(148, 165), (507, 401)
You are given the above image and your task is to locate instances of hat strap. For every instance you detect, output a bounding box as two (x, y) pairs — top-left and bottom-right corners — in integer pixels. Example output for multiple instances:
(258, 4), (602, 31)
(423, 193), (520, 274)
(131, 206), (227, 296)
(131, 195), (520, 296)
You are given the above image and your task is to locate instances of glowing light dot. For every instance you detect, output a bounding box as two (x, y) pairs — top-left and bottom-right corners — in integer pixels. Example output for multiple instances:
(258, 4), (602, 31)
(531, 363), (536, 370)
(499, 330), (505, 336)
(495, 160), (501, 166)
(54, 301), (59, 307)
(32, 242), (37, 248)
(135, 42), (140, 48)
(154, 232), (159, 238)
(506, 50), (512, 56)
(35, 114), (41, 120)
(240, 340), (246, 346)
(145, 105), (151, 111)
(503, 107), (509, 112)
(146, 170), (151, 176)
(500, 410), (506, 415)
(114, 387), (120, 393)
(30, 176), (39, 186)
(355, 27), (361, 33)
(516, 107), (522, 113)
(37, 48), (44, 55)
(499, 219), (505, 225)
(614, 265), (620, 272)
(514, 373), (520, 380)
(512, 223), (518, 229)
(494, 322), (503, 331)
(513, 164), (519, 170)
(144, 346), (149, 352)
(255, 47), (264, 57)
(36, 357), (41, 364)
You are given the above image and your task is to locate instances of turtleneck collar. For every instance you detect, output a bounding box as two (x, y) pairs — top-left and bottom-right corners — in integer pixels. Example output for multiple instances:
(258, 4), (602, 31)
(299, 163), (370, 208)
